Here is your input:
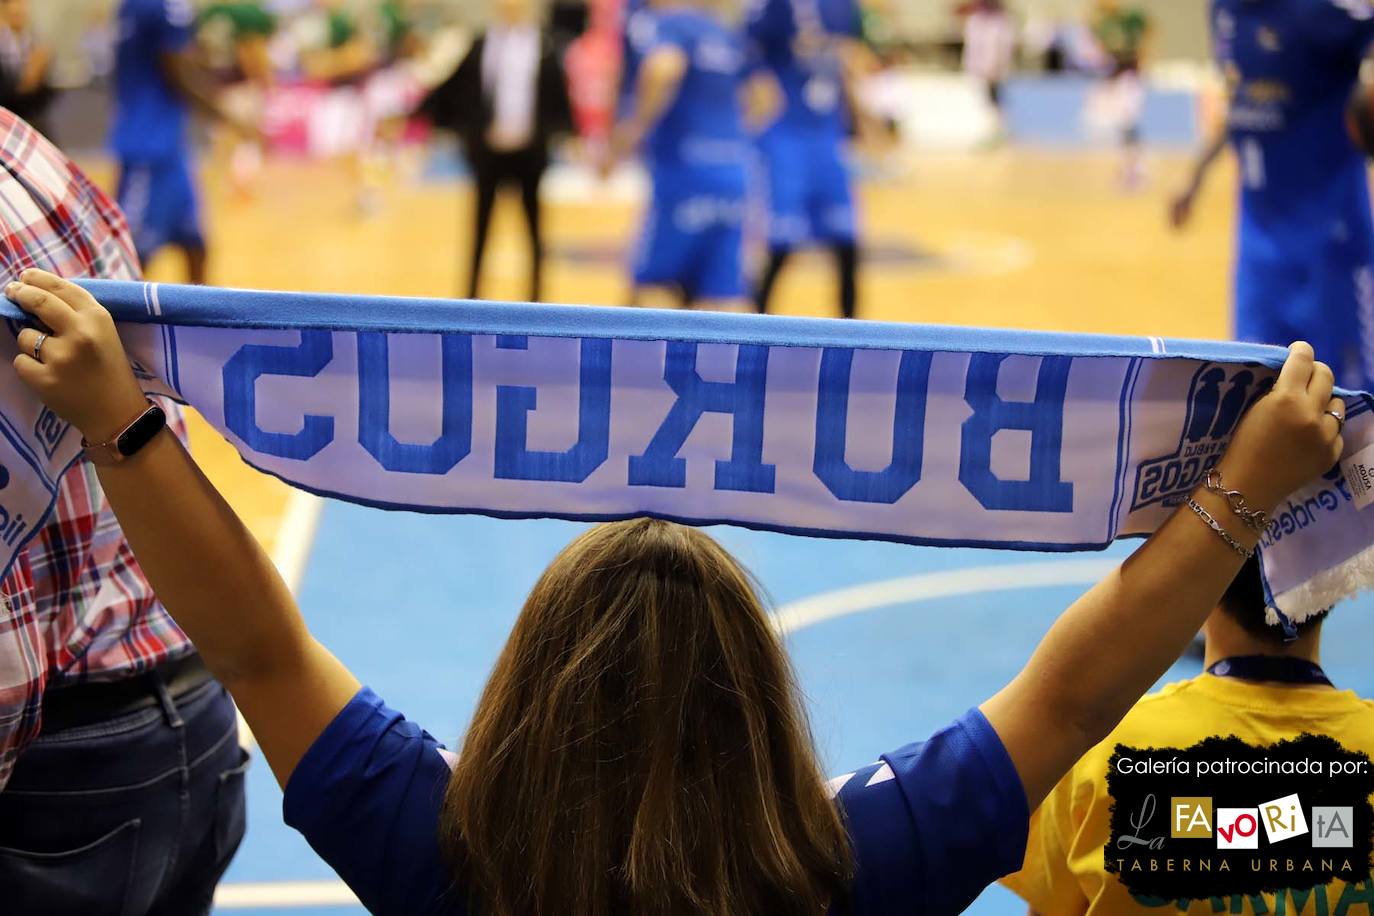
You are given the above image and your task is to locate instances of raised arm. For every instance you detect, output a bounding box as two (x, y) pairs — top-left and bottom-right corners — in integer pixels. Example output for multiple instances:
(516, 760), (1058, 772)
(981, 343), (1343, 808)
(602, 44), (688, 175)
(7, 270), (359, 788)
(1168, 117), (1228, 230)
(161, 47), (260, 138)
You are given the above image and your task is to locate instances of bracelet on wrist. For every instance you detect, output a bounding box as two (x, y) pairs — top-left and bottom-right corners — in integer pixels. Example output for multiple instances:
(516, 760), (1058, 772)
(1201, 468), (1271, 534)
(1185, 496), (1254, 559)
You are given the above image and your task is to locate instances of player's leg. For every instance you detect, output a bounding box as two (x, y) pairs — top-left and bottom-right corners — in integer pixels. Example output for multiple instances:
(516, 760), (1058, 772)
(1354, 262), (1374, 393)
(1233, 254), (1306, 351)
(629, 184), (690, 308)
(1114, 69), (1147, 190)
(467, 152), (501, 300)
(169, 157), (209, 286)
(517, 148), (548, 303)
(812, 145), (860, 320)
(688, 203), (749, 313)
(753, 134), (806, 314)
(833, 241), (858, 320)
(753, 247), (792, 315)
(115, 160), (165, 270)
(1316, 252), (1374, 393)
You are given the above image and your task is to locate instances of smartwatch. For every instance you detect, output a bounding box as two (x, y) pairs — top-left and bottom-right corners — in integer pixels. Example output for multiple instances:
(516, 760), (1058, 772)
(82, 401), (167, 466)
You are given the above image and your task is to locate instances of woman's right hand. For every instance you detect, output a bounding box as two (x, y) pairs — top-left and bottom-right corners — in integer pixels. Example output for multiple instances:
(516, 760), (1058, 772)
(1214, 341), (1345, 512)
(7, 269), (148, 445)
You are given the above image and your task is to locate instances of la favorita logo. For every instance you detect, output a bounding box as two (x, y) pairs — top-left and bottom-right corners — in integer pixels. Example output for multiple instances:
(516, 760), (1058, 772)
(1105, 735), (1374, 898)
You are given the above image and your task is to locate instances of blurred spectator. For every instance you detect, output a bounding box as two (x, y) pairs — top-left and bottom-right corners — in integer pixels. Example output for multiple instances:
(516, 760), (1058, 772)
(0, 108), (243, 916)
(420, 0), (573, 302)
(1089, 0), (1151, 188)
(198, 2), (278, 198)
(199, 2), (277, 85)
(961, 0), (1015, 115)
(299, 0), (375, 86)
(375, 0), (423, 64)
(0, 0), (53, 138)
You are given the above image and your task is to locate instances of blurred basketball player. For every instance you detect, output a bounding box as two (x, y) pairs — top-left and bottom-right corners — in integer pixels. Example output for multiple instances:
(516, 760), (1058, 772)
(605, 0), (754, 311)
(962, 0), (1016, 130)
(112, 0), (257, 284)
(0, 0), (54, 138)
(1170, 0), (1374, 393)
(1090, 0), (1151, 189)
(748, 0), (868, 318)
(619, 0), (655, 118)
(197, 2), (276, 197)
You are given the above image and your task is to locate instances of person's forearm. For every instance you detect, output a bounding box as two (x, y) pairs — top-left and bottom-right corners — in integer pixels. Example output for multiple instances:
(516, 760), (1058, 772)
(94, 426), (312, 686)
(982, 462), (1267, 806)
(1024, 486), (1254, 737)
(163, 53), (232, 125)
(1186, 125), (1228, 194)
(96, 423), (362, 786)
(18, 46), (49, 95)
(618, 50), (685, 153)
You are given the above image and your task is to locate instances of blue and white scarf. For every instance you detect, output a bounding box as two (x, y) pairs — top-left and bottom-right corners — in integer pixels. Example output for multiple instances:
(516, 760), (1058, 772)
(1, 280), (1370, 624)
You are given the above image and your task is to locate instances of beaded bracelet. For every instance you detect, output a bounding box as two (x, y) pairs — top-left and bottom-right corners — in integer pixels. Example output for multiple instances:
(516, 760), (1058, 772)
(1185, 497), (1254, 559)
(1201, 468), (1271, 534)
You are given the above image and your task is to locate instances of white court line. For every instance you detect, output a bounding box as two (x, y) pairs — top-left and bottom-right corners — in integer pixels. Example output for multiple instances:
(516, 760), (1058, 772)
(770, 557), (1120, 635)
(274, 490), (327, 596)
(235, 490), (325, 750)
(214, 556), (1117, 909)
(216, 881), (361, 908)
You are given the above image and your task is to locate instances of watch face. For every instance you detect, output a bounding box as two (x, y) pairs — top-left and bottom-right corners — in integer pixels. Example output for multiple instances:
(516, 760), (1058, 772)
(116, 405), (167, 456)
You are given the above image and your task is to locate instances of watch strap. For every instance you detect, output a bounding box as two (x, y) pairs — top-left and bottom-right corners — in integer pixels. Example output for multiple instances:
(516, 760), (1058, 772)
(82, 401), (167, 467)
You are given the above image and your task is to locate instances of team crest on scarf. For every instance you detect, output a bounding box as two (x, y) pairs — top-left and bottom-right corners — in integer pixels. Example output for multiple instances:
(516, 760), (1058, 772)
(1132, 363), (1272, 511)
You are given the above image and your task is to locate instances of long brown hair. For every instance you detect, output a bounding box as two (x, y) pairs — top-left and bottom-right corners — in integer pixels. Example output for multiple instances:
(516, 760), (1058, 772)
(442, 518), (852, 915)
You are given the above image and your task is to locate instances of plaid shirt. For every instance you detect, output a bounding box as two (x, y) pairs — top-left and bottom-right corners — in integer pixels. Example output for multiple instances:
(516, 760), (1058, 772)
(0, 110), (192, 789)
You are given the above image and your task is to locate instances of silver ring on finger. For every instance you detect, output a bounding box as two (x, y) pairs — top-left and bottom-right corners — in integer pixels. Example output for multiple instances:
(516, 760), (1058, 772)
(31, 332), (47, 364)
(1327, 410), (1345, 434)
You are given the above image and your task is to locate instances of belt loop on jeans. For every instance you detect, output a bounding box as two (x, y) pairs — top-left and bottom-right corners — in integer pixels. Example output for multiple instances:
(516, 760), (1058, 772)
(152, 667), (185, 730)
(41, 654), (212, 734)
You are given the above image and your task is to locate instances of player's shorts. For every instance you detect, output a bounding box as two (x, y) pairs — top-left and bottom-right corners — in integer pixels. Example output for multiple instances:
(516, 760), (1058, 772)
(757, 129), (856, 249)
(1235, 248), (1374, 393)
(632, 171), (747, 302)
(116, 156), (205, 262)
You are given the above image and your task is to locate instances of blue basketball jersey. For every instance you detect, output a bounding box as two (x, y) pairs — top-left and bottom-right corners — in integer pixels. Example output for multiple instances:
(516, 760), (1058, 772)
(619, 0), (655, 118)
(111, 0), (197, 162)
(1211, 0), (1374, 256)
(642, 8), (751, 178)
(748, 0), (862, 138)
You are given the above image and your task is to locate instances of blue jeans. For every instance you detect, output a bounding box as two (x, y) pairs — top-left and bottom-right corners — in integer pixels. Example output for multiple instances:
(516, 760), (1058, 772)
(0, 675), (248, 915)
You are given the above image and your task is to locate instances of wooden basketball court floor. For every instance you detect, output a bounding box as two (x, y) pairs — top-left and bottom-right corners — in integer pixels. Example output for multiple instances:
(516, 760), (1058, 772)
(80, 148), (1291, 915)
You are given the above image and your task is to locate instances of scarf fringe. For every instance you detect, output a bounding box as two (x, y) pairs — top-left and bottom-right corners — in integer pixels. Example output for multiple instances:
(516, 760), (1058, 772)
(1270, 542), (1374, 624)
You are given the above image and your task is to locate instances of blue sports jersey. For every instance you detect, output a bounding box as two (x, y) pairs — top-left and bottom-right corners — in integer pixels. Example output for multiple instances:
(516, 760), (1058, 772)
(1212, 0), (1374, 254)
(111, 0), (196, 162)
(1212, 0), (1374, 391)
(284, 687), (1028, 915)
(748, 0), (861, 138)
(641, 9), (751, 177)
(619, 0), (655, 118)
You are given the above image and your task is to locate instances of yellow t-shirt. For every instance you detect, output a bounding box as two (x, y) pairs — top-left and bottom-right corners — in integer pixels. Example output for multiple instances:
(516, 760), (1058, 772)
(1002, 674), (1374, 915)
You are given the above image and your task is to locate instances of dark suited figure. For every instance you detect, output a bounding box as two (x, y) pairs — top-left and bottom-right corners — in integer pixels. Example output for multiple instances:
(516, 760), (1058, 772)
(421, 0), (573, 302)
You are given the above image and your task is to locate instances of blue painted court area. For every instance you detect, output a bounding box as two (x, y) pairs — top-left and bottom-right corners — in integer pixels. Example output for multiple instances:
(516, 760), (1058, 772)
(215, 501), (1374, 915)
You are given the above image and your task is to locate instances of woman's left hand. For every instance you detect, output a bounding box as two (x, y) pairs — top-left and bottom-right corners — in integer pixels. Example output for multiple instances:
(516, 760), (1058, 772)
(7, 268), (148, 444)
